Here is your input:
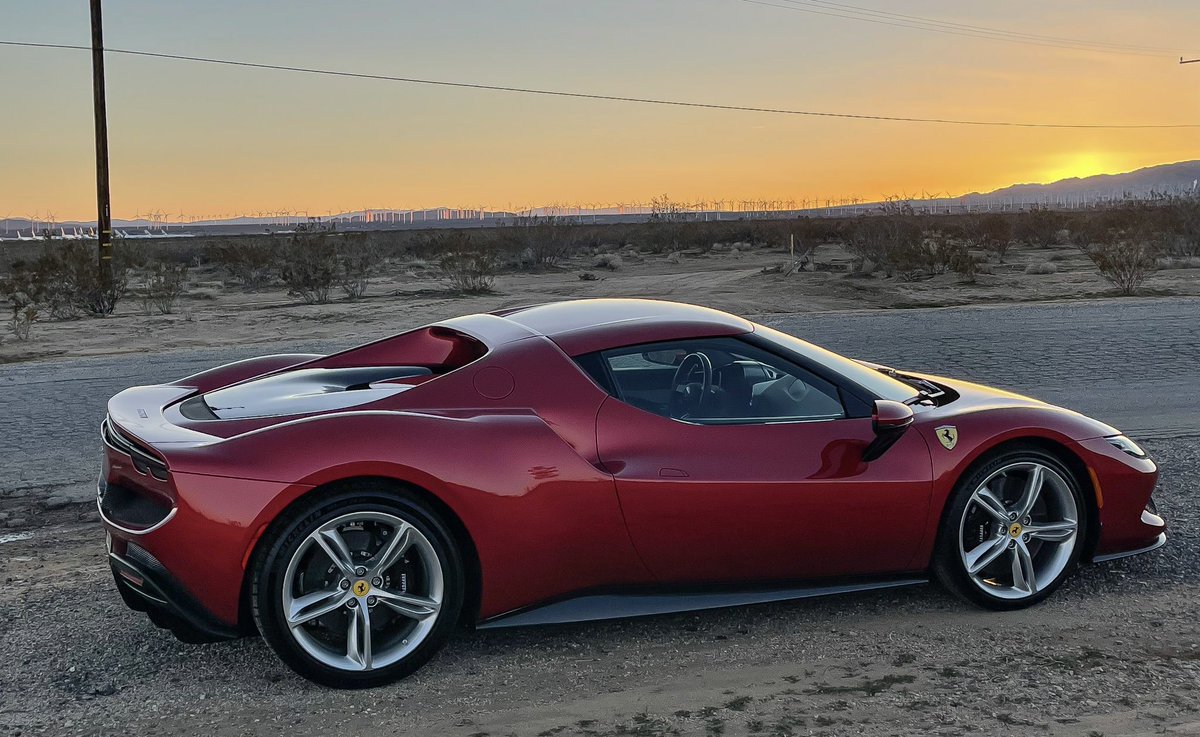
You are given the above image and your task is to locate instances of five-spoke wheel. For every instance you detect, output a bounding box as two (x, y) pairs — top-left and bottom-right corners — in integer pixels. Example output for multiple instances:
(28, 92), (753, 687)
(935, 446), (1087, 609)
(252, 484), (463, 688)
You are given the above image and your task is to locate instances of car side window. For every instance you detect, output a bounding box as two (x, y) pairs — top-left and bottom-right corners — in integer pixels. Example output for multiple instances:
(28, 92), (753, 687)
(597, 338), (846, 424)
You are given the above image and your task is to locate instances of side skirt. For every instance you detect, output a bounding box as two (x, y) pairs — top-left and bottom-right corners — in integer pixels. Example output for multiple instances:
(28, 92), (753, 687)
(477, 577), (928, 630)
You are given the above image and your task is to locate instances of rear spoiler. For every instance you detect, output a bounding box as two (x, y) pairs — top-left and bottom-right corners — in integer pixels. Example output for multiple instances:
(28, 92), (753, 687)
(107, 386), (216, 447)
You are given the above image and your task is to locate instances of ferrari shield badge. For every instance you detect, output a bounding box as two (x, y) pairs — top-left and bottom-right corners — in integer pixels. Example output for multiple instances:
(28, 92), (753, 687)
(936, 425), (958, 450)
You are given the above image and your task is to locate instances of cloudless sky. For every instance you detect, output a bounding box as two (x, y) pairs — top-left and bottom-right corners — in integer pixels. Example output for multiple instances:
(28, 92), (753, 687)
(1, 0), (1198, 220)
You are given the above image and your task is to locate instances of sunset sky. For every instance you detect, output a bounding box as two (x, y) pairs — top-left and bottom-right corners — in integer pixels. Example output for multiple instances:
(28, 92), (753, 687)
(2, 0), (1199, 221)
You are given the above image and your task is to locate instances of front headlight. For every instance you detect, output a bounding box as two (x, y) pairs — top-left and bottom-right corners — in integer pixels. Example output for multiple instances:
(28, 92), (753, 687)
(1106, 435), (1147, 458)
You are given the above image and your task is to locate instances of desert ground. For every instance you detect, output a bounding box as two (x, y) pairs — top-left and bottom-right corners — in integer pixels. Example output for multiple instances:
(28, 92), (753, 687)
(1, 237), (1198, 364)
(0, 233), (1198, 736)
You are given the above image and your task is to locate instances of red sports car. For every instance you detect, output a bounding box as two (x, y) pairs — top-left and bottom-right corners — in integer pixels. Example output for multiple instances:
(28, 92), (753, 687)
(99, 299), (1165, 688)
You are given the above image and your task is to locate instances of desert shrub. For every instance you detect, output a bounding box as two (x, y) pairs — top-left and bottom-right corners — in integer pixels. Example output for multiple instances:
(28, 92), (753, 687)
(648, 194), (689, 223)
(279, 235), (338, 304)
(951, 248), (982, 284)
(115, 239), (153, 268)
(5, 242), (129, 318)
(969, 213), (1015, 264)
(1082, 233), (1159, 295)
(845, 217), (889, 273)
(593, 253), (623, 270)
(9, 306), (37, 341)
(1024, 261), (1058, 275)
(845, 211), (923, 276)
(440, 251), (497, 294)
(1161, 196), (1200, 257)
(142, 261), (189, 314)
(1014, 207), (1063, 248)
(336, 235), (383, 300)
(915, 231), (962, 276)
(212, 239), (277, 288)
(511, 216), (579, 268)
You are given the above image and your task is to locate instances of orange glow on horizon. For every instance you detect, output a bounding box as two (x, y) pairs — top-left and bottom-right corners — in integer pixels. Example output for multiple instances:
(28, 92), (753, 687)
(2, 1), (1198, 220)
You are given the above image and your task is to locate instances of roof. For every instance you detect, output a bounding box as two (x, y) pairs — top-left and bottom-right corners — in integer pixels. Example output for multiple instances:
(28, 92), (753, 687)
(494, 299), (754, 356)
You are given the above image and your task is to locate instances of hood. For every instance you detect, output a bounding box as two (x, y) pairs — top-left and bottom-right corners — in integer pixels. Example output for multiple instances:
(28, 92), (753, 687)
(895, 368), (1121, 441)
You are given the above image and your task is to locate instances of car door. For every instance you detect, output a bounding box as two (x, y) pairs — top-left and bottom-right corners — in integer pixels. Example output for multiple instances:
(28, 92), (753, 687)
(592, 337), (934, 585)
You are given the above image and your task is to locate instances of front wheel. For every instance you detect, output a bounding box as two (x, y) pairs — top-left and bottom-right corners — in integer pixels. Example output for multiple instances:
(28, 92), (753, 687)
(933, 446), (1087, 610)
(251, 483), (464, 688)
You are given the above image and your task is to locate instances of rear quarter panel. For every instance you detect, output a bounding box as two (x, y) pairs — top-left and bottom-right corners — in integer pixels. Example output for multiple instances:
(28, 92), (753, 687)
(163, 411), (649, 620)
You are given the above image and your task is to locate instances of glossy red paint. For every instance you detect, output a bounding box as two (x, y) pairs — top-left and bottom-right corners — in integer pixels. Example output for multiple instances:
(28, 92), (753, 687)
(595, 397), (934, 582)
(99, 299), (1164, 631)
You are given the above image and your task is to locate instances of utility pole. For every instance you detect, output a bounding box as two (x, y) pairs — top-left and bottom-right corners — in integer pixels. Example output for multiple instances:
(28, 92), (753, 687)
(90, 0), (114, 300)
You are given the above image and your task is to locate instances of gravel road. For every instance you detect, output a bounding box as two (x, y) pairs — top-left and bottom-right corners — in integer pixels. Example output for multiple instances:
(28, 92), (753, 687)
(0, 297), (1198, 736)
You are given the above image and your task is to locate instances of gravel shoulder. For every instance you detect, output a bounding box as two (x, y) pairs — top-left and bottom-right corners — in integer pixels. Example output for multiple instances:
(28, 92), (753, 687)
(0, 438), (1197, 737)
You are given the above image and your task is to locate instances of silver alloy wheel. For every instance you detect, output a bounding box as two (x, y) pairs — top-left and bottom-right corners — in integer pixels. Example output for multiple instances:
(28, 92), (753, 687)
(958, 461), (1079, 600)
(281, 511), (444, 671)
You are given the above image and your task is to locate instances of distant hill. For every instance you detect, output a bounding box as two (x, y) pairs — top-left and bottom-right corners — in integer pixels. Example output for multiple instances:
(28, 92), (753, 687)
(961, 160), (1200, 203)
(3, 161), (1198, 235)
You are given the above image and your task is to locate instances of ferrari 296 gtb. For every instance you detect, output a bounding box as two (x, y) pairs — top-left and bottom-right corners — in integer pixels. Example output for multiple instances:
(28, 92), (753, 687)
(98, 299), (1166, 687)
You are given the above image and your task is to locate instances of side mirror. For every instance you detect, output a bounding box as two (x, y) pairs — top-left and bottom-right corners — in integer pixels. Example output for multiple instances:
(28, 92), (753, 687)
(862, 400), (914, 462)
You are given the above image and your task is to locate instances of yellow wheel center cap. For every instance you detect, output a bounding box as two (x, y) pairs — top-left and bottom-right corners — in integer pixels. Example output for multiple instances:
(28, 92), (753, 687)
(352, 580), (371, 597)
(1008, 523), (1024, 538)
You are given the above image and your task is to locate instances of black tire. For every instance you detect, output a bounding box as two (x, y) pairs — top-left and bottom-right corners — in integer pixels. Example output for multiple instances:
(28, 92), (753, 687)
(251, 481), (465, 688)
(932, 444), (1088, 611)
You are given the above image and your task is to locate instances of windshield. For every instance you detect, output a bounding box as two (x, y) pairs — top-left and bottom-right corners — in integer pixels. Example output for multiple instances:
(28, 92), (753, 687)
(752, 323), (920, 403)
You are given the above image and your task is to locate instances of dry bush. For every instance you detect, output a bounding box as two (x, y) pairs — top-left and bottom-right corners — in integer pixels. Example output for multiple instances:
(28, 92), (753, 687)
(279, 235), (338, 304)
(440, 250), (498, 294)
(845, 209), (923, 276)
(212, 239), (277, 288)
(1069, 199), (1167, 294)
(438, 234), (498, 293)
(648, 194), (690, 223)
(142, 261), (189, 314)
(1014, 207), (1063, 248)
(1081, 233), (1159, 295)
(915, 231), (962, 276)
(9, 306), (37, 341)
(1024, 261), (1058, 275)
(951, 248), (982, 284)
(1161, 196), (1200, 257)
(593, 253), (623, 270)
(511, 216), (579, 268)
(336, 235), (383, 300)
(4, 242), (129, 318)
(969, 214), (1015, 264)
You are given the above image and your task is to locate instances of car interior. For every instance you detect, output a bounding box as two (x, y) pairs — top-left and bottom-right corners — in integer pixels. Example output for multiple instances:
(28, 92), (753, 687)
(600, 339), (847, 424)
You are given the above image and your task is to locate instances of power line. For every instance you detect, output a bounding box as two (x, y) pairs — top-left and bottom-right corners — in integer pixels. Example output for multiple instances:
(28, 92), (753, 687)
(742, 0), (1192, 58)
(1, 39), (1198, 129)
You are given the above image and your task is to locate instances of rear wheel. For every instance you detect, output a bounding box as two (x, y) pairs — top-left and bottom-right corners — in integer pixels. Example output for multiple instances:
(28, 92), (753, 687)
(251, 482), (464, 688)
(933, 445), (1086, 610)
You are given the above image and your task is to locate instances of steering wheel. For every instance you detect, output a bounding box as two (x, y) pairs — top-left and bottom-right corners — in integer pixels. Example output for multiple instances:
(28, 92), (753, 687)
(670, 352), (713, 418)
